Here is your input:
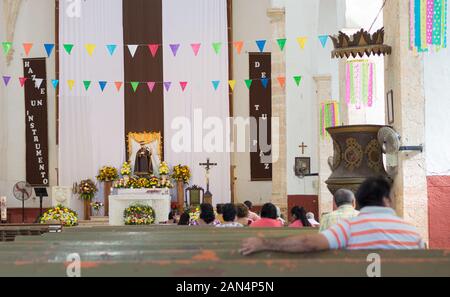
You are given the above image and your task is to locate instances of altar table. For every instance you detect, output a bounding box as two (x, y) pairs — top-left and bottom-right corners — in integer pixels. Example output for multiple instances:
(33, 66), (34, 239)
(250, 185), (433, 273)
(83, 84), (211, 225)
(109, 190), (171, 226)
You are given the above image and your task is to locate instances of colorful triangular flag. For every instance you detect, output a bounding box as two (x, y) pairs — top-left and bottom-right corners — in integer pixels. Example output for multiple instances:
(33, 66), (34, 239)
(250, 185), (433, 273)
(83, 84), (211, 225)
(83, 81), (92, 91)
(19, 77), (28, 87)
(191, 43), (201, 56)
(245, 79), (253, 90)
(85, 44), (96, 56)
(261, 78), (269, 88)
(23, 43), (33, 57)
(34, 78), (44, 89)
(147, 82), (156, 93)
(127, 45), (138, 58)
(212, 42), (222, 55)
(67, 80), (75, 90)
(2, 76), (11, 86)
(228, 80), (236, 91)
(297, 37), (307, 49)
(277, 38), (287, 51)
(318, 35), (329, 48)
(256, 40), (267, 53)
(2, 42), (12, 55)
(99, 81), (107, 92)
(44, 44), (55, 57)
(169, 44), (180, 57)
(114, 81), (123, 92)
(293, 76), (302, 86)
(212, 80), (220, 90)
(51, 79), (59, 89)
(164, 82), (172, 91)
(233, 41), (244, 54)
(106, 44), (117, 56)
(148, 44), (160, 58)
(277, 76), (286, 88)
(180, 81), (188, 92)
(130, 82), (140, 92)
(63, 44), (74, 55)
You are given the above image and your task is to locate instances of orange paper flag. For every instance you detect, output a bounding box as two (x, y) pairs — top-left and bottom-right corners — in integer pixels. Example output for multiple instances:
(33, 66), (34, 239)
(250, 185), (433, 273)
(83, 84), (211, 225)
(233, 41), (244, 54)
(115, 82), (123, 92)
(277, 76), (286, 88)
(23, 43), (33, 57)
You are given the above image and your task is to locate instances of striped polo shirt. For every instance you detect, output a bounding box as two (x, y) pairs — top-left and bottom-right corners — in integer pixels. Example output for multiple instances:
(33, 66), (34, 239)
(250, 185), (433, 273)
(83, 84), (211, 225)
(321, 206), (425, 250)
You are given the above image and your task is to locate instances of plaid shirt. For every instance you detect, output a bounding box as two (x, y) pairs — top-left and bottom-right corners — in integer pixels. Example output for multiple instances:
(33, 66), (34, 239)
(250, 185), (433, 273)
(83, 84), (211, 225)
(319, 205), (359, 232)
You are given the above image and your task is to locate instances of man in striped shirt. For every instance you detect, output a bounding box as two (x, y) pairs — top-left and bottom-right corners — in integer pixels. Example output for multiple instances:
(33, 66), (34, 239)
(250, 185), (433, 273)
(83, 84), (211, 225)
(239, 177), (425, 255)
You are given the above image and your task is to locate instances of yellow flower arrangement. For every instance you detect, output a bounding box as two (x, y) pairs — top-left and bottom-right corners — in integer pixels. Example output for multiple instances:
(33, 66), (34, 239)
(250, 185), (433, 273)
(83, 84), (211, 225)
(120, 162), (132, 176)
(78, 179), (98, 201)
(159, 161), (170, 176)
(96, 166), (119, 182)
(40, 204), (78, 227)
(171, 164), (191, 184)
(124, 203), (155, 225)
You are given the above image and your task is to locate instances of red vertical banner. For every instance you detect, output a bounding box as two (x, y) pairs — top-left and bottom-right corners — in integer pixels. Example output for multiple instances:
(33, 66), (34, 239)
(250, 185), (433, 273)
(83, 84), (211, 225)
(23, 58), (49, 186)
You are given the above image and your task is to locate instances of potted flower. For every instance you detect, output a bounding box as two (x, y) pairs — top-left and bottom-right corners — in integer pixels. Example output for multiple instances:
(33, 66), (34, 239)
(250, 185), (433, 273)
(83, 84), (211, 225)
(120, 161), (132, 182)
(149, 176), (159, 188)
(90, 201), (104, 216)
(40, 205), (78, 227)
(96, 166), (119, 216)
(78, 179), (98, 220)
(159, 161), (170, 178)
(123, 203), (155, 225)
(171, 164), (191, 213)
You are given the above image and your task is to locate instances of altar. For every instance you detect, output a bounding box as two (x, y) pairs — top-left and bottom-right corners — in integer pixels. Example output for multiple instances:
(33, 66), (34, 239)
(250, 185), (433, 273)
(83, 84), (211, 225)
(109, 188), (171, 226)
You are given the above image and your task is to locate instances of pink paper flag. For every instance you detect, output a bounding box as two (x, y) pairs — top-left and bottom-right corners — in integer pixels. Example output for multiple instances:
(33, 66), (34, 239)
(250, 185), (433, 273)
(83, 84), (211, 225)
(368, 63), (374, 107)
(345, 64), (351, 105)
(19, 77), (28, 87)
(115, 82), (123, 92)
(148, 44), (160, 58)
(147, 81), (156, 93)
(426, 0), (434, 45)
(191, 43), (201, 56)
(180, 81), (188, 91)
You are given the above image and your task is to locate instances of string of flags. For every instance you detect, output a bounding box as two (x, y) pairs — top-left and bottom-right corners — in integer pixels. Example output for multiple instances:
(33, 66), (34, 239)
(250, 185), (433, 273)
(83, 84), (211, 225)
(410, 0), (448, 52)
(1, 75), (303, 92)
(1, 36), (330, 58)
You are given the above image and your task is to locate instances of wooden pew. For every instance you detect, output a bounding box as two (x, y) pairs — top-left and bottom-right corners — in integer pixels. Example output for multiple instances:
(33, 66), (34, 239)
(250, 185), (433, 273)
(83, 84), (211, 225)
(0, 224), (62, 242)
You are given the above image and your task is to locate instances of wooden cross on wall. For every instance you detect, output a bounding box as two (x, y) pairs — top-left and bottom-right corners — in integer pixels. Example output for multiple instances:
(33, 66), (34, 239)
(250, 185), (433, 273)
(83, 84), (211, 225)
(299, 142), (308, 155)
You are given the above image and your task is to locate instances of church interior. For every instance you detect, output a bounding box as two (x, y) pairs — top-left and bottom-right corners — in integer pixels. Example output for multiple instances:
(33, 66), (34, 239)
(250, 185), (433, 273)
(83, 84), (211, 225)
(1, 0), (450, 277)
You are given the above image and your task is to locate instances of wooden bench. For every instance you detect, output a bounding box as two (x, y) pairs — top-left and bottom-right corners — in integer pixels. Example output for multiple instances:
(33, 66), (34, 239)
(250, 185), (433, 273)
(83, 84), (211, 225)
(0, 226), (449, 276)
(0, 224), (62, 242)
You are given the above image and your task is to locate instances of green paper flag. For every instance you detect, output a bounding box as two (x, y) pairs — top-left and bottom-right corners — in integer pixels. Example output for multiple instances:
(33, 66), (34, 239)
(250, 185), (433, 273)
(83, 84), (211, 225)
(131, 82), (140, 92)
(83, 81), (92, 90)
(63, 44), (74, 55)
(2, 42), (12, 55)
(294, 76), (302, 86)
(212, 42), (222, 54)
(277, 38), (287, 51)
(245, 79), (253, 89)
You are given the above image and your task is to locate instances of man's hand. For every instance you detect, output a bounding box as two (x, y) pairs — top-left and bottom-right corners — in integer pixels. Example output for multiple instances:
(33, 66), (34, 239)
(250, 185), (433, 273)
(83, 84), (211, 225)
(239, 237), (266, 256)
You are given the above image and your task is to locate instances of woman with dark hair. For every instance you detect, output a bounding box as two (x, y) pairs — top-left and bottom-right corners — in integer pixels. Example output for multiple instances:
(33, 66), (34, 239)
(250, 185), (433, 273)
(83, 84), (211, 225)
(216, 203), (225, 224)
(250, 203), (283, 228)
(191, 203), (220, 226)
(289, 206), (311, 228)
(177, 212), (190, 226)
(236, 203), (252, 226)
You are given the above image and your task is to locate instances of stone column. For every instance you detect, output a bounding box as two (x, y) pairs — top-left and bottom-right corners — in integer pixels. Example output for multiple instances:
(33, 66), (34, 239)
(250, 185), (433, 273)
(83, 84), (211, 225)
(384, 0), (429, 241)
(314, 76), (334, 216)
(267, 8), (287, 212)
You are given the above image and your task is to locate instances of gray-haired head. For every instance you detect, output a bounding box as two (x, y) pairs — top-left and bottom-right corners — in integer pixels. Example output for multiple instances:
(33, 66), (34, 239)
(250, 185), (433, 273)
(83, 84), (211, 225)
(334, 189), (355, 207)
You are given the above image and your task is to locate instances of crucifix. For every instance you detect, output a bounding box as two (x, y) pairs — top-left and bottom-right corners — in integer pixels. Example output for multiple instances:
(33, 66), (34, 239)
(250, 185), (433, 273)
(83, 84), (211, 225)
(199, 158), (217, 203)
(299, 142), (308, 155)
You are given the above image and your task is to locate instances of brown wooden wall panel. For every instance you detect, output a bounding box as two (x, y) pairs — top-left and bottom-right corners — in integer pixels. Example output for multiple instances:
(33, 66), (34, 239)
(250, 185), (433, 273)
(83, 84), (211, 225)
(249, 53), (272, 181)
(287, 195), (319, 222)
(123, 0), (164, 155)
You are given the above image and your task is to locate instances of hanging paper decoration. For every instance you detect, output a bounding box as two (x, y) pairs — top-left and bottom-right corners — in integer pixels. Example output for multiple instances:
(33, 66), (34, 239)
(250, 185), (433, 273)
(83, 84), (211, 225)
(19, 77), (28, 87)
(180, 81), (188, 91)
(245, 79), (253, 89)
(148, 44), (160, 58)
(345, 60), (376, 107)
(164, 82), (172, 91)
(319, 101), (340, 138)
(34, 79), (44, 89)
(51, 79), (59, 89)
(127, 45), (138, 58)
(2, 76), (11, 86)
(233, 41), (244, 54)
(169, 44), (180, 57)
(83, 81), (92, 91)
(277, 76), (286, 88)
(85, 44), (96, 56)
(410, 0), (448, 52)
(297, 37), (308, 49)
(212, 42), (222, 55)
(147, 81), (156, 93)
(99, 81), (107, 92)
(63, 44), (74, 55)
(106, 44), (117, 56)
(23, 43), (33, 56)
(44, 44), (55, 57)
(2, 42), (12, 55)
(67, 80), (75, 90)
(212, 80), (220, 90)
(130, 82), (140, 92)
(114, 81), (123, 92)
(318, 35), (329, 48)
(261, 78), (269, 88)
(277, 38), (287, 51)
(228, 80), (236, 91)
(293, 76), (302, 87)
(191, 43), (201, 56)
(256, 40), (267, 53)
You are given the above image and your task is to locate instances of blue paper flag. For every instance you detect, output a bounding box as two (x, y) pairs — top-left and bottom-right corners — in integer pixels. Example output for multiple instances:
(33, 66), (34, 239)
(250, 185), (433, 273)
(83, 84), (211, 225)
(212, 80), (220, 90)
(51, 79), (59, 89)
(318, 35), (329, 48)
(99, 81), (107, 92)
(256, 40), (267, 53)
(261, 78), (269, 88)
(106, 44), (117, 56)
(44, 44), (55, 57)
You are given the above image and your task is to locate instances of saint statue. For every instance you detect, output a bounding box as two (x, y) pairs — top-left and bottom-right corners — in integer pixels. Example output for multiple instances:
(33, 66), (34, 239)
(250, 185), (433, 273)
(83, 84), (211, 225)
(134, 142), (153, 177)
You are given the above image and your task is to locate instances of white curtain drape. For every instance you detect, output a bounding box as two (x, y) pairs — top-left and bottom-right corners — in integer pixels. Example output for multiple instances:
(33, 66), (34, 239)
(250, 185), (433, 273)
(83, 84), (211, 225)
(59, 0), (125, 214)
(163, 0), (231, 204)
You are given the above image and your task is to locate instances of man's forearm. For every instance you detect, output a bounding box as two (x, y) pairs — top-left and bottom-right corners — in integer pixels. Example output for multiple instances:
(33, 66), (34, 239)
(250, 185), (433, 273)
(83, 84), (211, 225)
(262, 234), (328, 253)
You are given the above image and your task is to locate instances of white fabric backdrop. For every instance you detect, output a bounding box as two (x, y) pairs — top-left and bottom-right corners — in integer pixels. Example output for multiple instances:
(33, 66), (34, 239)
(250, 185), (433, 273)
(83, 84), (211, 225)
(163, 0), (231, 204)
(59, 0), (125, 214)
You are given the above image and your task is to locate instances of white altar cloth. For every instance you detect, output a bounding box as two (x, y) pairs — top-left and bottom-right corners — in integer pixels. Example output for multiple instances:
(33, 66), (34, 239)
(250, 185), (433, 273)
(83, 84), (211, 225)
(109, 192), (171, 226)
